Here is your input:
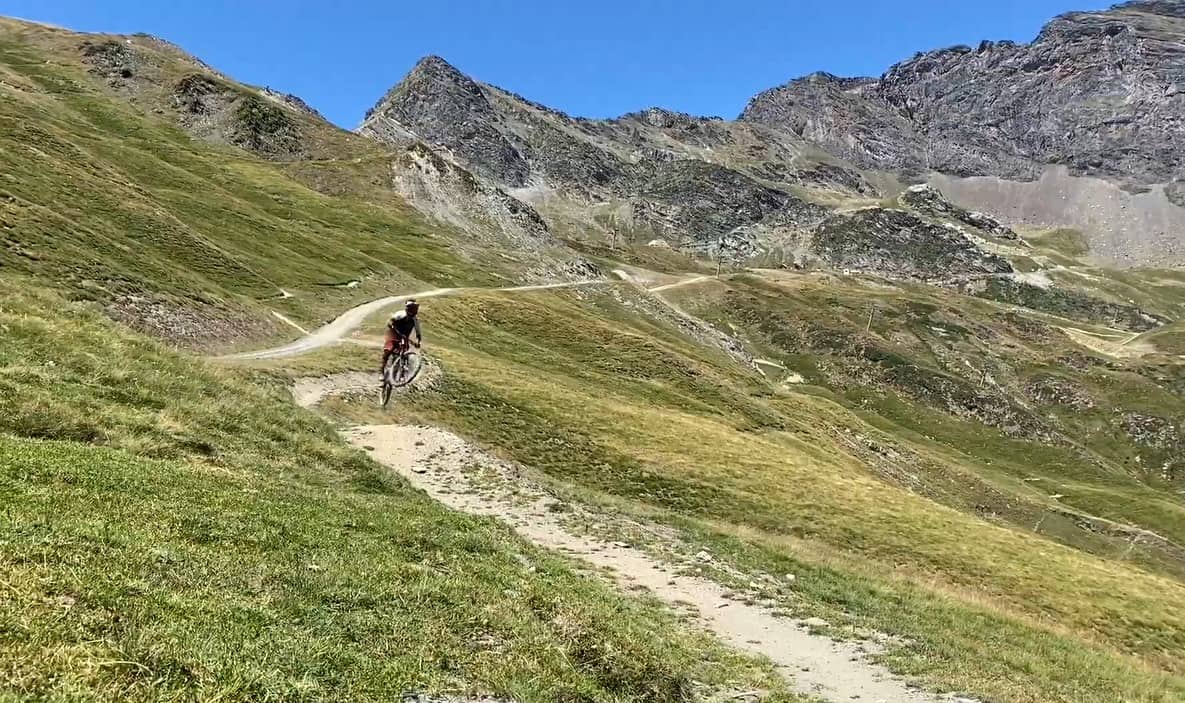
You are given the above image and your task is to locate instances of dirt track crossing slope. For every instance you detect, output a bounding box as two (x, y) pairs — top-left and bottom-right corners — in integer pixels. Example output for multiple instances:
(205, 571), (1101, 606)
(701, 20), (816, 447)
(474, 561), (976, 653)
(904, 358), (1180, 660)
(223, 273), (727, 362)
(287, 372), (967, 703)
(223, 280), (608, 360)
(341, 419), (966, 703)
(239, 278), (977, 703)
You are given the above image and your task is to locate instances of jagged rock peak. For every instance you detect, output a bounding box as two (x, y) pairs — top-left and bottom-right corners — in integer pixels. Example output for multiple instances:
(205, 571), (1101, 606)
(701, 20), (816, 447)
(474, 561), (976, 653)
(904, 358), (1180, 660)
(615, 107), (724, 127)
(365, 55), (481, 119)
(802, 71), (876, 87)
(1113, 0), (1185, 19)
(360, 54), (530, 186)
(739, 0), (1185, 185)
(402, 55), (473, 85)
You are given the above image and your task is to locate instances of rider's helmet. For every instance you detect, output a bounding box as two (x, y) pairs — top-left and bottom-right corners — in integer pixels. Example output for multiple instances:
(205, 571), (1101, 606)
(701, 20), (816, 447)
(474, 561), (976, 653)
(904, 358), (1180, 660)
(405, 299), (420, 316)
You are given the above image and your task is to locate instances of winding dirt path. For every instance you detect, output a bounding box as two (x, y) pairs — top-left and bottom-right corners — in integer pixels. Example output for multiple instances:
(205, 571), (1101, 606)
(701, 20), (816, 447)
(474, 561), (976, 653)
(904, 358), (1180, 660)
(224, 279), (608, 361)
(345, 422), (960, 703)
(290, 377), (965, 703)
(223, 273), (725, 362)
(251, 272), (986, 702)
(246, 273), (965, 701)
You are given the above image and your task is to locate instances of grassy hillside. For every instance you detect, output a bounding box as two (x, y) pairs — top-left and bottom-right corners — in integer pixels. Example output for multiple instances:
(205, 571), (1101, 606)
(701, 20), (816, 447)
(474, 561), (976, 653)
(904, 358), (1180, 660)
(308, 276), (1185, 703)
(0, 18), (548, 351)
(0, 277), (803, 702)
(0, 20), (805, 701)
(5, 11), (1185, 703)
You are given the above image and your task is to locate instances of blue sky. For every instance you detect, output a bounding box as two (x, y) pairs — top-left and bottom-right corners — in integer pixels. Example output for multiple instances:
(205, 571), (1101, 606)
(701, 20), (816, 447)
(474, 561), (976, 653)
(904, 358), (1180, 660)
(4, 1), (1112, 127)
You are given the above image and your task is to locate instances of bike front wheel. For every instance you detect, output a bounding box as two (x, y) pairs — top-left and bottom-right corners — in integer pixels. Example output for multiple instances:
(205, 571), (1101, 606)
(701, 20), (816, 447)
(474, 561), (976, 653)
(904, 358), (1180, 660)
(390, 351), (423, 388)
(380, 357), (398, 407)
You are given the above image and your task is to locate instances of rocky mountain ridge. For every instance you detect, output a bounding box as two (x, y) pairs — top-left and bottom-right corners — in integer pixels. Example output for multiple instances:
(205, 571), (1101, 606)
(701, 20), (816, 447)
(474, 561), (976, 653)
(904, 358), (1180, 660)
(360, 0), (1185, 269)
(740, 0), (1185, 187)
(359, 55), (1040, 281)
(360, 56), (987, 278)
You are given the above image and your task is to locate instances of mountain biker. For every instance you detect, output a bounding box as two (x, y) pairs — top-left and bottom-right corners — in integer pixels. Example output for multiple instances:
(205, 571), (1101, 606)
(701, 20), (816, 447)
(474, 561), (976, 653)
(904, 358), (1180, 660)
(380, 299), (422, 382)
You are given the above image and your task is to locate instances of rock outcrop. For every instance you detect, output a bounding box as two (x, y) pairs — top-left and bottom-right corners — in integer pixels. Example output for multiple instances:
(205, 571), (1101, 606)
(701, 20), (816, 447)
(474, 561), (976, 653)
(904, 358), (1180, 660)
(359, 57), (878, 258)
(901, 184), (1018, 240)
(961, 277), (1168, 332)
(390, 142), (555, 248)
(740, 1), (1185, 189)
(358, 2), (1185, 268)
(807, 208), (1013, 280)
(629, 159), (827, 249)
(172, 73), (304, 158)
(363, 56), (531, 186)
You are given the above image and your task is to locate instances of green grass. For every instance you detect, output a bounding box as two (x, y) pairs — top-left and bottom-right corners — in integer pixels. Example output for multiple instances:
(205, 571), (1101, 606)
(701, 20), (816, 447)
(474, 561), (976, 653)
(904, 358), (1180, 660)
(1146, 320), (1185, 355)
(564, 238), (715, 275)
(6, 12), (1185, 703)
(0, 278), (802, 702)
(312, 280), (1185, 702)
(689, 275), (1185, 528)
(0, 19), (512, 351)
(1022, 228), (1090, 258)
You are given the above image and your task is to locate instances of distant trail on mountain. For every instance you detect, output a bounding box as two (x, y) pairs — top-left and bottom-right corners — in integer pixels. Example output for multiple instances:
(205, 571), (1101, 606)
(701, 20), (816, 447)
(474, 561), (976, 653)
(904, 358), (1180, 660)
(647, 275), (714, 293)
(222, 274), (743, 361)
(221, 279), (609, 360)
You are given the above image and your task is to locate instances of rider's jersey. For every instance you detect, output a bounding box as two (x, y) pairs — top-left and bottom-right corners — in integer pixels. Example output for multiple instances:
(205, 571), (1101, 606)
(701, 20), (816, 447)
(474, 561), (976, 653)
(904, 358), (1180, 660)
(387, 310), (421, 340)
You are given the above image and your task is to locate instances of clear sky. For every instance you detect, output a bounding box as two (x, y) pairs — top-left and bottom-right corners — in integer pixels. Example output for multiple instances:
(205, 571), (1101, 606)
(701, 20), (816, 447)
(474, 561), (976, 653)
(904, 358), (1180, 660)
(4, 1), (1113, 128)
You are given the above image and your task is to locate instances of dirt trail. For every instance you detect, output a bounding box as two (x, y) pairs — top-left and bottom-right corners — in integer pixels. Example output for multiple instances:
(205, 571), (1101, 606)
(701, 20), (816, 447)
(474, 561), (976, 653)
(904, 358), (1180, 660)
(336, 421), (960, 703)
(291, 372), (380, 407)
(222, 273), (722, 363)
(646, 274), (715, 293)
(294, 373), (960, 702)
(224, 279), (608, 361)
(290, 362), (442, 407)
(1060, 326), (1156, 359)
(271, 275), (974, 702)
(275, 275), (979, 703)
(290, 376), (963, 700)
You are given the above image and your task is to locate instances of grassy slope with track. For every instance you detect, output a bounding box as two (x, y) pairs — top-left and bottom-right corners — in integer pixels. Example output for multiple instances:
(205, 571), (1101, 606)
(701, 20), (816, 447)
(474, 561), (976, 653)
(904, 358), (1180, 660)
(0, 18), (507, 351)
(0, 275), (798, 703)
(5, 12), (1185, 703)
(316, 276), (1185, 703)
(0, 18), (798, 703)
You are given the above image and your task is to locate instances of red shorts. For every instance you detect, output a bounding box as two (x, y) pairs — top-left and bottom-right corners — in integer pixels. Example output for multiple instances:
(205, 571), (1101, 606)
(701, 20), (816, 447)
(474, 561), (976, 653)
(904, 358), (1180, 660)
(384, 335), (407, 352)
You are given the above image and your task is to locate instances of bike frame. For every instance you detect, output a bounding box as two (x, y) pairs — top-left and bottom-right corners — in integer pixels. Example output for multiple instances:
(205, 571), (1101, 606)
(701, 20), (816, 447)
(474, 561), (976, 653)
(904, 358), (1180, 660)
(380, 336), (422, 406)
(384, 337), (420, 384)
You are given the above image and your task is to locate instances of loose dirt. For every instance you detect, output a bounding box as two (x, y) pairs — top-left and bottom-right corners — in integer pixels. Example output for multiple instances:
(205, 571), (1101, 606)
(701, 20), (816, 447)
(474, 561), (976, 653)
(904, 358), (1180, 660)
(1060, 327), (1157, 359)
(332, 414), (962, 703)
(264, 279), (979, 703)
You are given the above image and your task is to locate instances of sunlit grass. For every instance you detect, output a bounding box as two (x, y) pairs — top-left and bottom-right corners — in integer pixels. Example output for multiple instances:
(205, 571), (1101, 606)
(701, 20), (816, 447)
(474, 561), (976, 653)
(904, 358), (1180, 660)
(0, 279), (801, 702)
(316, 284), (1185, 702)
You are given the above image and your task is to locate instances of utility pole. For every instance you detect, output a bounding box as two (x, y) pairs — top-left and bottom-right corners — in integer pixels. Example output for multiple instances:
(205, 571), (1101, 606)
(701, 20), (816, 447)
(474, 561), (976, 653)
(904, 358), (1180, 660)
(715, 236), (722, 278)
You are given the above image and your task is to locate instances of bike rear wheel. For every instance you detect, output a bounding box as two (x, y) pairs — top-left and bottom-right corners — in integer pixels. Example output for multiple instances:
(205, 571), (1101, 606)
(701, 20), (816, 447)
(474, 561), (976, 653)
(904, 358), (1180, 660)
(379, 355), (400, 407)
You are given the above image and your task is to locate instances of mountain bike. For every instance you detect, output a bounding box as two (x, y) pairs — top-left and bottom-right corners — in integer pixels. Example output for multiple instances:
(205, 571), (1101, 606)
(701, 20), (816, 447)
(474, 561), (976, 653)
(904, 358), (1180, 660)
(380, 339), (423, 407)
